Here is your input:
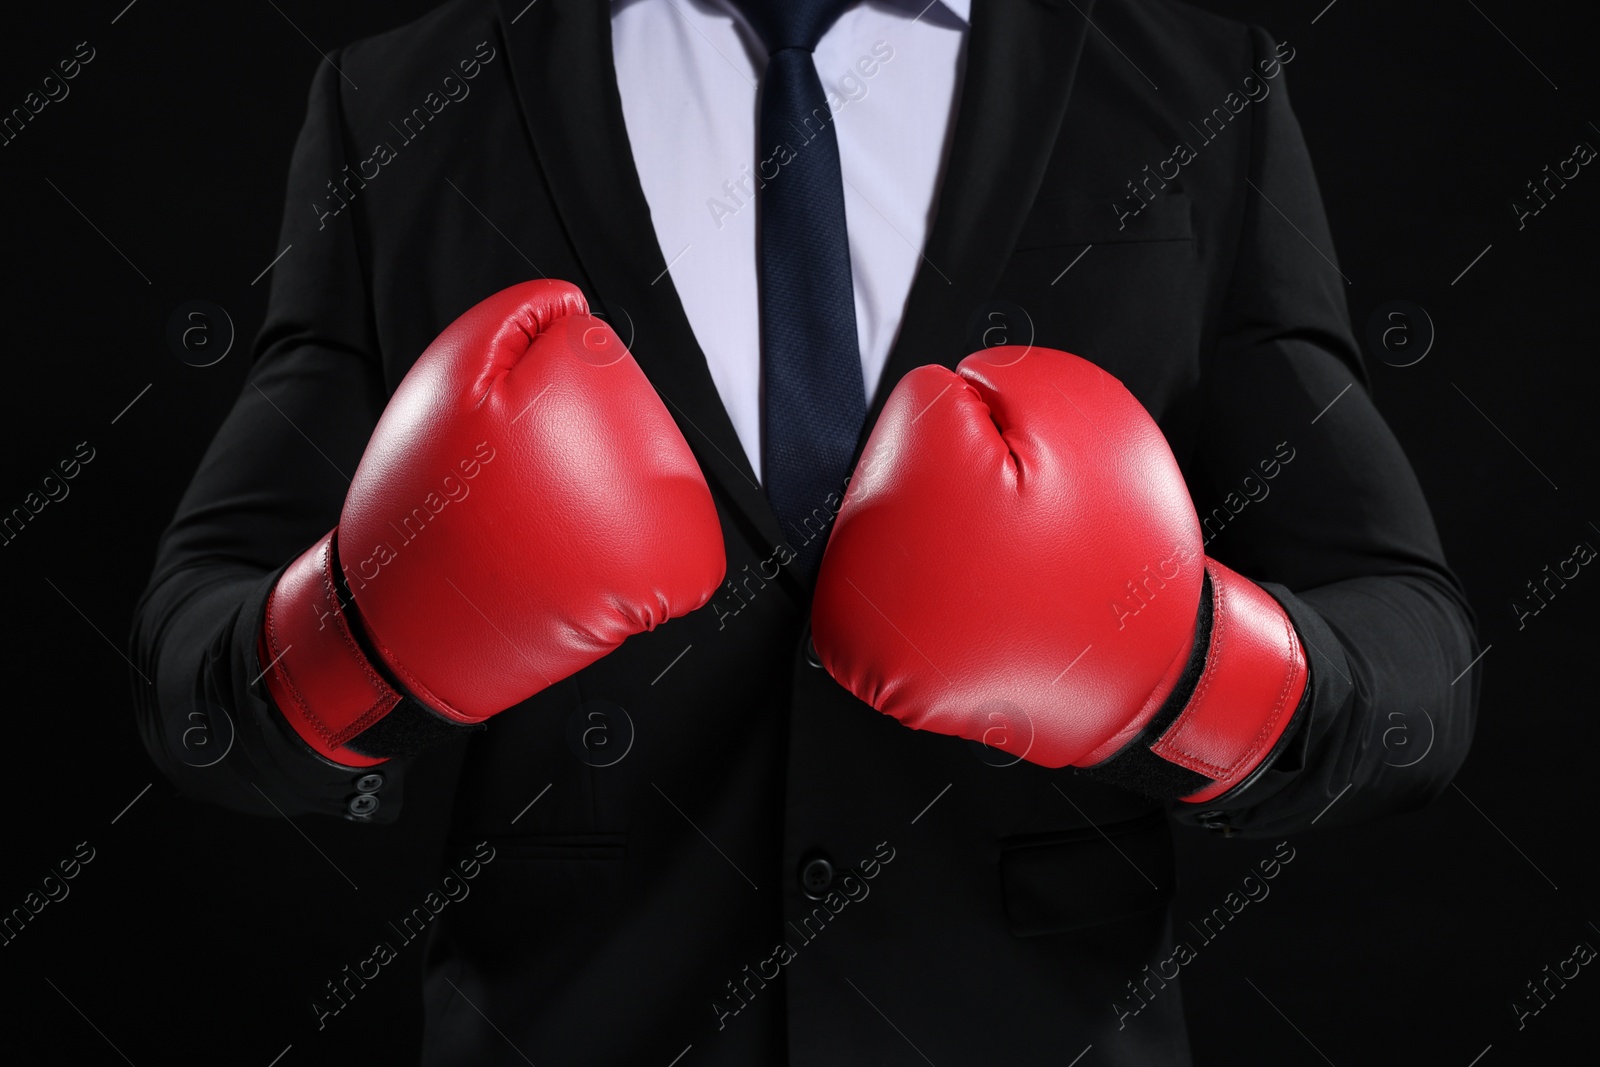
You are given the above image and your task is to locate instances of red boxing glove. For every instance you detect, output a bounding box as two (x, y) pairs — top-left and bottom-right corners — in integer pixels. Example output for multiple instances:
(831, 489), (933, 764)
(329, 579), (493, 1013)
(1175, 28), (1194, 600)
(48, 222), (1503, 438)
(811, 346), (1307, 803)
(258, 280), (725, 766)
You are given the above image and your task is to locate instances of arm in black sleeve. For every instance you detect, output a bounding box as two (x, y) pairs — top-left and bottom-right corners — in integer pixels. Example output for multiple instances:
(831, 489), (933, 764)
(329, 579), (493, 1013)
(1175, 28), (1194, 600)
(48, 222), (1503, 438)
(1170, 27), (1480, 838)
(129, 55), (414, 822)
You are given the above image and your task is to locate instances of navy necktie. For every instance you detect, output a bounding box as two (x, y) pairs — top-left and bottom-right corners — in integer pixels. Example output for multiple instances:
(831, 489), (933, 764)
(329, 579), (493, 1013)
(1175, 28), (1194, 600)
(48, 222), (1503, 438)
(732, 0), (867, 580)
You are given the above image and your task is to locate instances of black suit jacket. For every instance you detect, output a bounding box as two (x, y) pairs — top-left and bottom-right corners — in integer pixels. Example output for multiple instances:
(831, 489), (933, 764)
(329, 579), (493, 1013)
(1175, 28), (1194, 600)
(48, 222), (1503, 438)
(130, 0), (1479, 1063)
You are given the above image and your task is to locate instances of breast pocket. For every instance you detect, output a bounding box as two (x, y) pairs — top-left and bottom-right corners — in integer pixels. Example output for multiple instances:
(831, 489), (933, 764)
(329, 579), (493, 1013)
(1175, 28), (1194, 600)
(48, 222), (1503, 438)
(999, 811), (1176, 937)
(998, 192), (1202, 413)
(443, 832), (628, 973)
(1013, 192), (1194, 250)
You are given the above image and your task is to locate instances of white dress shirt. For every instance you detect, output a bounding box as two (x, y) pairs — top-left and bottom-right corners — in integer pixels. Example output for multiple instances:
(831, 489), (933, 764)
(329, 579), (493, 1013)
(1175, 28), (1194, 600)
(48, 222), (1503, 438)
(611, 0), (970, 482)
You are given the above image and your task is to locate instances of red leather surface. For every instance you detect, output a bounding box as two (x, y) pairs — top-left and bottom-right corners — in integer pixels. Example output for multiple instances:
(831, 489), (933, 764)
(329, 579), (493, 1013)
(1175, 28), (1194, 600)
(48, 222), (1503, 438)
(813, 346), (1306, 795)
(342, 279), (725, 720)
(1158, 559), (1308, 803)
(259, 532), (394, 766)
(812, 346), (1205, 768)
(262, 279), (726, 743)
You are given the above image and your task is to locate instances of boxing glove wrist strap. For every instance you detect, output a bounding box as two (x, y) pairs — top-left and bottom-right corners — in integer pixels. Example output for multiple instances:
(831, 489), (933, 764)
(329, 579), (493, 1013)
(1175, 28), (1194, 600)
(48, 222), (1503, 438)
(257, 531), (484, 766)
(1085, 560), (1309, 804)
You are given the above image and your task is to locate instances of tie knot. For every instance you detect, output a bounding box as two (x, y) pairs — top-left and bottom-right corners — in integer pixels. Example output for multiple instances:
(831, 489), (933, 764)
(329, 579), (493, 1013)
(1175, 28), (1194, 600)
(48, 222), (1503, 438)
(729, 0), (856, 53)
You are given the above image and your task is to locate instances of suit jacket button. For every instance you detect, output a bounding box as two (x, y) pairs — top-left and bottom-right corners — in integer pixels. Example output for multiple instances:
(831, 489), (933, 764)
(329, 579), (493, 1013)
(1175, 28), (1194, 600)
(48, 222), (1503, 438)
(804, 635), (823, 669)
(799, 855), (834, 899)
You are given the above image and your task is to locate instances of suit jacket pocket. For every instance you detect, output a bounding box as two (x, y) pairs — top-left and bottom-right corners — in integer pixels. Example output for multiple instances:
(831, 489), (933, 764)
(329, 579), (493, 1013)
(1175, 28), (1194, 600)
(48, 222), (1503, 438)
(443, 832), (627, 974)
(1014, 192), (1193, 250)
(483, 831), (626, 861)
(999, 811), (1176, 937)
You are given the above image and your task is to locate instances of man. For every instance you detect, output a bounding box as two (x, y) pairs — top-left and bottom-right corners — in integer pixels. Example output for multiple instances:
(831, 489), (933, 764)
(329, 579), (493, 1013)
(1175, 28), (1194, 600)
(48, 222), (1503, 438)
(130, 0), (1479, 1063)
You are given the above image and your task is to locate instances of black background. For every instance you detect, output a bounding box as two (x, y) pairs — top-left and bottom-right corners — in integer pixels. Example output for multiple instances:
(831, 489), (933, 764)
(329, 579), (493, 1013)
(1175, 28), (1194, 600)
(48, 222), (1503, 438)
(1, 1), (1595, 1064)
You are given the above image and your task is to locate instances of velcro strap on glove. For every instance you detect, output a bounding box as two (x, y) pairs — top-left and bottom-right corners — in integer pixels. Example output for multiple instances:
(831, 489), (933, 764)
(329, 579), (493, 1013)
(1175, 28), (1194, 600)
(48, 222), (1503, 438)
(1085, 559), (1308, 803)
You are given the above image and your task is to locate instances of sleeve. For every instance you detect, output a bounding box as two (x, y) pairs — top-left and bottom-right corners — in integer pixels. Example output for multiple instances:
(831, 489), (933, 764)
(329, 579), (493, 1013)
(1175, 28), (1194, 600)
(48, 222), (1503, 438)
(128, 53), (416, 823)
(1169, 26), (1481, 838)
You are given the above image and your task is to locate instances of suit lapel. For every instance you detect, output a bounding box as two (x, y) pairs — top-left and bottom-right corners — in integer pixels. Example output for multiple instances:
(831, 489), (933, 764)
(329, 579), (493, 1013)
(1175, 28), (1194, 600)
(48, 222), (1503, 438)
(494, 0), (789, 565)
(859, 0), (1095, 454)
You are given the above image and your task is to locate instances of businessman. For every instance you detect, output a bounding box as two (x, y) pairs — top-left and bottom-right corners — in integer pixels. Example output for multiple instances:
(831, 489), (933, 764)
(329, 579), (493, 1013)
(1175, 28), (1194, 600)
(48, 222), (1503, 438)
(131, 0), (1479, 1062)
